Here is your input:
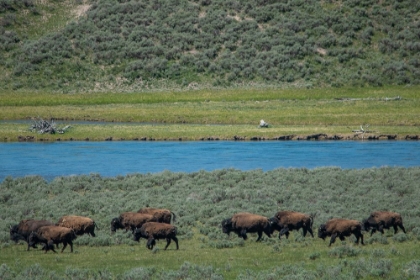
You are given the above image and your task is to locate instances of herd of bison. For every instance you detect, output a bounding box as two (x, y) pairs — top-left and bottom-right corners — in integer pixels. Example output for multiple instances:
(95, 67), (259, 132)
(9, 208), (406, 253)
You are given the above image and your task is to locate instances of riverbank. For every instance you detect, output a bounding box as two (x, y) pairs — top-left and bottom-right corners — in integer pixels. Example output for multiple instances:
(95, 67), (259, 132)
(2, 122), (419, 142)
(1, 86), (419, 142)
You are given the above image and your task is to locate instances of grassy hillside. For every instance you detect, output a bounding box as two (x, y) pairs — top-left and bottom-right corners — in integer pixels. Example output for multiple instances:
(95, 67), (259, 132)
(1, 0), (420, 92)
(1, 168), (420, 279)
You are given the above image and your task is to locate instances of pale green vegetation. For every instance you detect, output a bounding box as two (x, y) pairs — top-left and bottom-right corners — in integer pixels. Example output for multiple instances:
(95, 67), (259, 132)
(1, 167), (420, 279)
(1, 86), (419, 141)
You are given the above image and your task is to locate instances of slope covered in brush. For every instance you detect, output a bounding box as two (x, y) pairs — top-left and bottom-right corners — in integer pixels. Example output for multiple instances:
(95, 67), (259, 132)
(1, 0), (419, 92)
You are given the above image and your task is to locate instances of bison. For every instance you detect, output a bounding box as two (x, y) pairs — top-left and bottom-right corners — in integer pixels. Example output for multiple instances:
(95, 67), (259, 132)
(221, 212), (272, 241)
(363, 211), (406, 236)
(133, 222), (179, 250)
(137, 207), (176, 224)
(318, 218), (364, 246)
(28, 225), (77, 253)
(56, 215), (98, 237)
(269, 211), (314, 239)
(9, 219), (54, 251)
(111, 212), (157, 233)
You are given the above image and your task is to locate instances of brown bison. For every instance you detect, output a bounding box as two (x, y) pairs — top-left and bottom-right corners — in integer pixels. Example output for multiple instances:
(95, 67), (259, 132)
(133, 222), (179, 250)
(28, 225), (77, 253)
(269, 211), (314, 239)
(318, 218), (364, 246)
(9, 219), (54, 251)
(137, 207), (176, 224)
(221, 212), (272, 241)
(111, 212), (157, 233)
(363, 211), (406, 236)
(56, 215), (98, 237)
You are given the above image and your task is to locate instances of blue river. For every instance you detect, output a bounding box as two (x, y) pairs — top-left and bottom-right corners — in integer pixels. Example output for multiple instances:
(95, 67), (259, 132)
(0, 141), (419, 181)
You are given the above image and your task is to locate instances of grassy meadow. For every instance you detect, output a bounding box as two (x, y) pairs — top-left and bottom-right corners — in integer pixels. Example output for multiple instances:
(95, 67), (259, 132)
(1, 86), (419, 141)
(1, 167), (420, 279)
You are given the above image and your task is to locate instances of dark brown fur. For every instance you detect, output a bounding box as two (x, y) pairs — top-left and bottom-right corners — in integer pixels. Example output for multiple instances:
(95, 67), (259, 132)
(270, 211), (314, 239)
(133, 222), (178, 250)
(318, 218), (364, 246)
(363, 211), (406, 236)
(56, 215), (98, 237)
(111, 212), (157, 232)
(10, 219), (54, 251)
(28, 225), (77, 253)
(137, 207), (176, 224)
(221, 212), (272, 241)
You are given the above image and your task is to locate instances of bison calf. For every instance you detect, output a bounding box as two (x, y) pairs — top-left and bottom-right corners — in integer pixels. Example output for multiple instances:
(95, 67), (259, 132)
(10, 219), (54, 251)
(363, 211), (406, 236)
(111, 212), (156, 233)
(221, 212), (272, 242)
(269, 211), (314, 239)
(318, 218), (364, 246)
(133, 222), (178, 250)
(28, 225), (77, 253)
(137, 207), (176, 224)
(56, 215), (98, 237)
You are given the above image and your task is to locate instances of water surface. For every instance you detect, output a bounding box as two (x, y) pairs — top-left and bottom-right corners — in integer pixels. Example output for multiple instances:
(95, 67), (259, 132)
(1, 141), (419, 181)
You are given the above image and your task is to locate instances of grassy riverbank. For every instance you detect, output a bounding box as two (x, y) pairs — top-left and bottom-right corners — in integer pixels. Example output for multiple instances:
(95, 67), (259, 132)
(1, 86), (419, 141)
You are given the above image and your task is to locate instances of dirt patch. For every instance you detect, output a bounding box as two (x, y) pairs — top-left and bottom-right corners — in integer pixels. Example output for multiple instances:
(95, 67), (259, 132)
(73, 4), (91, 18)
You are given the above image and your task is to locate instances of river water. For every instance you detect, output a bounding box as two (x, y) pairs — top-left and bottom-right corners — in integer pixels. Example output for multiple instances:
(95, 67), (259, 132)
(1, 141), (419, 181)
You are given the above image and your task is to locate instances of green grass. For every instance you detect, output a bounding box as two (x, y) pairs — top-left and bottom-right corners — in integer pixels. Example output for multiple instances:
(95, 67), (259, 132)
(0, 86), (419, 141)
(1, 168), (420, 278)
(2, 233), (420, 279)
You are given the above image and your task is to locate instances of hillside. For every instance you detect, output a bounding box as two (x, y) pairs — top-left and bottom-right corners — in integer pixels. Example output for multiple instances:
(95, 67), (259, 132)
(1, 0), (419, 92)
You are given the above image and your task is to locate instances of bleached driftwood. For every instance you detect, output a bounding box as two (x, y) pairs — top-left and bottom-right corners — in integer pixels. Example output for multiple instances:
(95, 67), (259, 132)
(30, 118), (71, 134)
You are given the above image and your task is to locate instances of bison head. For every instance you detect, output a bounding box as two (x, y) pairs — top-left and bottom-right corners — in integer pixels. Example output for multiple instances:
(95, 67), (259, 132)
(10, 225), (25, 243)
(268, 217), (282, 234)
(221, 218), (233, 235)
(133, 228), (148, 242)
(110, 217), (122, 233)
(318, 224), (327, 240)
(362, 218), (372, 231)
(28, 232), (41, 248)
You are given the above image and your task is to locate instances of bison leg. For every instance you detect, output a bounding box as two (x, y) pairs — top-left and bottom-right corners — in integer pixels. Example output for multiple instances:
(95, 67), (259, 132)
(256, 231), (263, 242)
(164, 238), (173, 250)
(354, 232), (364, 245)
(370, 228), (377, 236)
(279, 227), (289, 239)
(307, 227), (314, 238)
(329, 233), (338, 246)
(399, 224), (406, 234)
(69, 241), (73, 253)
(146, 238), (155, 250)
(240, 229), (248, 240)
(172, 236), (179, 250)
(47, 241), (57, 253)
(28, 243), (37, 251)
(61, 242), (67, 253)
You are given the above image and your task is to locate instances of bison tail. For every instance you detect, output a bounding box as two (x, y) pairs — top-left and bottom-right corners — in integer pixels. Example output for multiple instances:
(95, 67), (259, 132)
(171, 212), (177, 223)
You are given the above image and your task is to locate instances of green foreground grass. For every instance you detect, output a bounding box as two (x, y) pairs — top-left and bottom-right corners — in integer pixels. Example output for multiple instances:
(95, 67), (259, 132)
(1, 236), (420, 279)
(0, 86), (419, 141)
(2, 168), (420, 279)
